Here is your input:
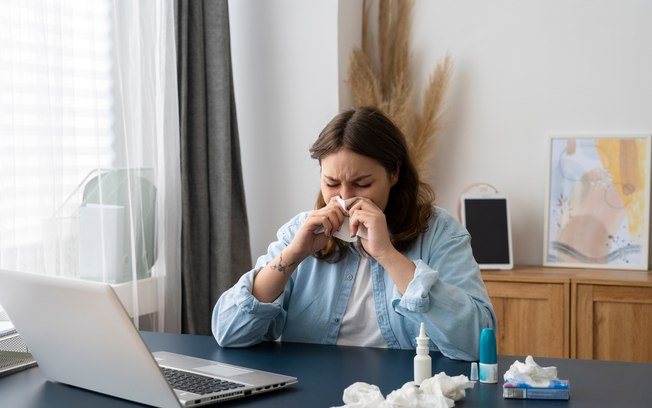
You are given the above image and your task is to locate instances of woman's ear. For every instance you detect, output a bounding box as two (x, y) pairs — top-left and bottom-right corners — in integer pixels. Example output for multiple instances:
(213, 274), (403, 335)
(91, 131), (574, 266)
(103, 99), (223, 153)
(390, 163), (400, 186)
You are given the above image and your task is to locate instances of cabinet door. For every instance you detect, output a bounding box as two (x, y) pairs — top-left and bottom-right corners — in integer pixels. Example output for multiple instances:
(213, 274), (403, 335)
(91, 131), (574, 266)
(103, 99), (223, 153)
(574, 284), (652, 362)
(485, 281), (569, 358)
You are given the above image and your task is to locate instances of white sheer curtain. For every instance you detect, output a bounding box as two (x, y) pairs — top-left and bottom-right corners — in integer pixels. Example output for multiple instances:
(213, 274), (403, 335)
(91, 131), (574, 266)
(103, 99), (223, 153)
(0, 0), (181, 332)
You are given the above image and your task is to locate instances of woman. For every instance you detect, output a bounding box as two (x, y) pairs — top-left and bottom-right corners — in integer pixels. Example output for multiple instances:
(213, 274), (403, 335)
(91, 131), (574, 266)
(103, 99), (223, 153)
(212, 106), (495, 361)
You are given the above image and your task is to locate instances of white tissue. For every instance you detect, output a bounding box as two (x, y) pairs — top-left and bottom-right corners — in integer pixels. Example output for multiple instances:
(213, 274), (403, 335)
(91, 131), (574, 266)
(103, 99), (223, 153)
(386, 382), (442, 407)
(503, 355), (558, 387)
(340, 382), (386, 408)
(333, 373), (474, 408)
(421, 373), (475, 401)
(314, 196), (368, 242)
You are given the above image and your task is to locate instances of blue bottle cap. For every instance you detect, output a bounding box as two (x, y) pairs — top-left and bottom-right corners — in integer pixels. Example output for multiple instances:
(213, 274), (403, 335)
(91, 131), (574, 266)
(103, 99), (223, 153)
(479, 327), (497, 364)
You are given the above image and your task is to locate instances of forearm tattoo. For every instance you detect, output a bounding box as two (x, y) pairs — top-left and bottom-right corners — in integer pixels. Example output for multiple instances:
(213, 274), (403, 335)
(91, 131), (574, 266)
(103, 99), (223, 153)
(271, 251), (292, 273)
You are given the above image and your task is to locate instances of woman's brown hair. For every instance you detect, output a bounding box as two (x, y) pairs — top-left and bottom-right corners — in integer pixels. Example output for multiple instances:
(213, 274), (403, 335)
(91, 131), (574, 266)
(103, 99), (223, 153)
(309, 106), (436, 262)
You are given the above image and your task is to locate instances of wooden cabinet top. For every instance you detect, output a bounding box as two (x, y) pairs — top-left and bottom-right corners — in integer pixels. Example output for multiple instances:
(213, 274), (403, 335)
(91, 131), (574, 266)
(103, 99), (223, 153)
(481, 266), (652, 287)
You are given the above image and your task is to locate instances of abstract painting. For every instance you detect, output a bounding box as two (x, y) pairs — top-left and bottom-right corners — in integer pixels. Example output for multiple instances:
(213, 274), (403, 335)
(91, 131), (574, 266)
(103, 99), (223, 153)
(543, 134), (651, 270)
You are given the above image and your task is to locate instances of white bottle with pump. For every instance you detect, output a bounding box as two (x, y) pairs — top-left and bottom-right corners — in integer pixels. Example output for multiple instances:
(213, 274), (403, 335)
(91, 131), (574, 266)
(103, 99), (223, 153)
(414, 322), (431, 386)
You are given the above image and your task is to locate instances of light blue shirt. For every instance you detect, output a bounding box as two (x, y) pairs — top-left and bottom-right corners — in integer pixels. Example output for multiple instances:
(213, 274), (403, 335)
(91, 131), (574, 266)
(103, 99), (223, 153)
(212, 206), (496, 361)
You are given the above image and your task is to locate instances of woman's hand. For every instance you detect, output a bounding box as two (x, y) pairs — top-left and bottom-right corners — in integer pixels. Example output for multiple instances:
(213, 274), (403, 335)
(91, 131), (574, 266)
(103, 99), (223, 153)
(253, 198), (348, 303)
(346, 197), (394, 258)
(287, 197), (349, 260)
(348, 198), (416, 294)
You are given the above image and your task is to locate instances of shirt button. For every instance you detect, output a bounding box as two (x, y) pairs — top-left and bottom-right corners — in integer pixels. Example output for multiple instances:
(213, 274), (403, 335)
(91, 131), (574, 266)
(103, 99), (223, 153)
(346, 274), (353, 281)
(334, 317), (340, 323)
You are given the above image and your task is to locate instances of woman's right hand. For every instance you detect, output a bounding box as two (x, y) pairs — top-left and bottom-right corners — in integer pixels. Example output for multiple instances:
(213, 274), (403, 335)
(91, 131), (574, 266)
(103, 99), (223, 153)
(287, 197), (348, 260)
(253, 198), (348, 302)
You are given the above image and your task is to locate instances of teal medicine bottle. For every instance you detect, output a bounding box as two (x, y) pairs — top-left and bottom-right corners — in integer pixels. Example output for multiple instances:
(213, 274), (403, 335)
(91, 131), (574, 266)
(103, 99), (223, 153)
(479, 327), (497, 383)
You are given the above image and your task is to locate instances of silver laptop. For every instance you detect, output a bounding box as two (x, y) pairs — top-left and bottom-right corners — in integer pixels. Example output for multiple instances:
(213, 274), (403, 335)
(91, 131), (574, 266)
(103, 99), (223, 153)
(0, 269), (297, 407)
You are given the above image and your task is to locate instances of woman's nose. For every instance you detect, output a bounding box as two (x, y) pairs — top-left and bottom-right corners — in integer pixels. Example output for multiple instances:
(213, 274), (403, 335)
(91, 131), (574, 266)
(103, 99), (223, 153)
(339, 186), (353, 200)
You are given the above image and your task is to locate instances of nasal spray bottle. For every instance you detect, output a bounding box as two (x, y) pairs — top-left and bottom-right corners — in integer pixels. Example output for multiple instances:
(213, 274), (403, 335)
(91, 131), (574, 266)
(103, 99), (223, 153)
(479, 327), (498, 383)
(414, 322), (431, 386)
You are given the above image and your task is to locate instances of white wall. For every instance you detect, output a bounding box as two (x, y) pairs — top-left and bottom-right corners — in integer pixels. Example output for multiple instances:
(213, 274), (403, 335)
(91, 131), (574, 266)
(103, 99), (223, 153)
(229, 0), (360, 263)
(230, 0), (652, 266)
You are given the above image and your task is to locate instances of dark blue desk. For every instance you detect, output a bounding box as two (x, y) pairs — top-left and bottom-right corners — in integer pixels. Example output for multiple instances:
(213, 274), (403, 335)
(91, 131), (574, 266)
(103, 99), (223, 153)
(1, 331), (650, 407)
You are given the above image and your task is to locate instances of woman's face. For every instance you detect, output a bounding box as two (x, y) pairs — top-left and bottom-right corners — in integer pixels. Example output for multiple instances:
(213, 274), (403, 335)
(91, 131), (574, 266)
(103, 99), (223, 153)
(320, 148), (398, 211)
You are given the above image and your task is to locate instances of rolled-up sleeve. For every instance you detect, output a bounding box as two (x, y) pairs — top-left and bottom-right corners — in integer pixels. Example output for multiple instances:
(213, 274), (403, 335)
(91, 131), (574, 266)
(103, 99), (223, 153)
(211, 213), (310, 347)
(394, 260), (439, 313)
(211, 267), (287, 347)
(232, 268), (285, 317)
(390, 209), (496, 361)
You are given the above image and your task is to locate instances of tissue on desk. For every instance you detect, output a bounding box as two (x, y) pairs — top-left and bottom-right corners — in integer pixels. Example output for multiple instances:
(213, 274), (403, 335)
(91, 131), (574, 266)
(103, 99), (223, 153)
(314, 196), (368, 243)
(503, 355), (570, 400)
(340, 382), (385, 408)
(420, 373), (475, 401)
(333, 372), (474, 408)
(503, 355), (557, 387)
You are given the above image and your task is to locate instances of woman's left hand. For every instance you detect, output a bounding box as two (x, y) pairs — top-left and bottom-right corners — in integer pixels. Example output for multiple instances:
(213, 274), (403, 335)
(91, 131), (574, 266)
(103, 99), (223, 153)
(348, 198), (416, 294)
(347, 198), (394, 258)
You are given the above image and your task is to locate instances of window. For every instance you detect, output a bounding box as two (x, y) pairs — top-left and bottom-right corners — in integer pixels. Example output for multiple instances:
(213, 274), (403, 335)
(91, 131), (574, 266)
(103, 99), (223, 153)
(0, 0), (181, 331)
(0, 1), (115, 253)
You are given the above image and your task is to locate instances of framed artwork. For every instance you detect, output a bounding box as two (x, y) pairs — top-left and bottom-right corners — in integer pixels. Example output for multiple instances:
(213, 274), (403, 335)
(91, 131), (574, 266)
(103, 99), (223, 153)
(543, 134), (651, 270)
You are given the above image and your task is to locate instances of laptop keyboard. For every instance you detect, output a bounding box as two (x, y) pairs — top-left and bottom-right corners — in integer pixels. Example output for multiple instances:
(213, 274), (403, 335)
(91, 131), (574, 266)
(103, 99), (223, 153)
(161, 367), (245, 395)
(0, 351), (37, 377)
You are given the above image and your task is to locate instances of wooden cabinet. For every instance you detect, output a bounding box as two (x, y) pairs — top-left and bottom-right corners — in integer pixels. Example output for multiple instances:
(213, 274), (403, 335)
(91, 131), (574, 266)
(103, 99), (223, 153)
(482, 269), (571, 358)
(482, 267), (652, 363)
(572, 272), (652, 363)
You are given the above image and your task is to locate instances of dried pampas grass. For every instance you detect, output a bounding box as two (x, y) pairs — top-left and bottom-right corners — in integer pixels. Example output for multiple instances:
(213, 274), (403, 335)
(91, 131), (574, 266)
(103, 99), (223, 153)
(348, 0), (453, 182)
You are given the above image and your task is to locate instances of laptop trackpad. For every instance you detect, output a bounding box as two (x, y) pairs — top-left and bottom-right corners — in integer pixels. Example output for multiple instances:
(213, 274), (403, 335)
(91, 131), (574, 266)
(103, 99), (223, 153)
(195, 364), (252, 377)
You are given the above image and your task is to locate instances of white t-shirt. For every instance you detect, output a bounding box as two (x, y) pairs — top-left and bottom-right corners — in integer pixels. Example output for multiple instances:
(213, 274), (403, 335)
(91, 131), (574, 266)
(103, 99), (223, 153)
(336, 252), (387, 348)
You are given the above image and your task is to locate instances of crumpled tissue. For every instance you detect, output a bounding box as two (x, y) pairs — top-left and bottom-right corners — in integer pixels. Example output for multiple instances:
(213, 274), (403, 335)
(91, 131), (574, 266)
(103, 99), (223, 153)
(503, 355), (558, 387)
(333, 372), (475, 408)
(314, 196), (368, 242)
